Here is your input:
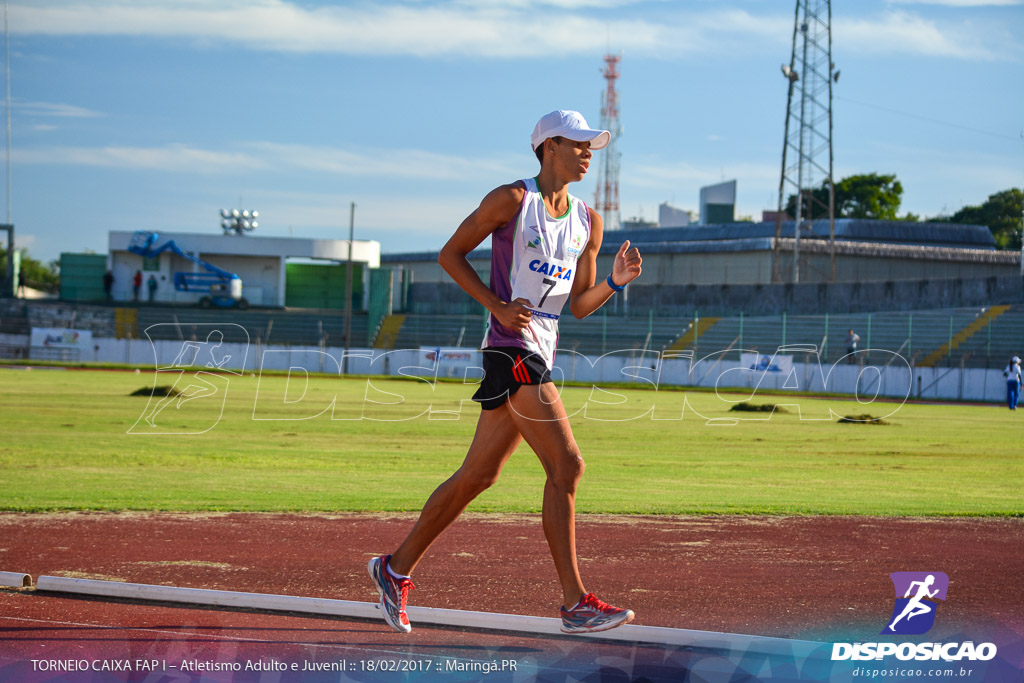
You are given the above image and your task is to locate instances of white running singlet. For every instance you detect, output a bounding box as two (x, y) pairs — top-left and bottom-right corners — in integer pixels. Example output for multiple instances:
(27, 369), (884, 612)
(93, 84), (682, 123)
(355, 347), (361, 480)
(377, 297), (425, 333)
(483, 177), (592, 368)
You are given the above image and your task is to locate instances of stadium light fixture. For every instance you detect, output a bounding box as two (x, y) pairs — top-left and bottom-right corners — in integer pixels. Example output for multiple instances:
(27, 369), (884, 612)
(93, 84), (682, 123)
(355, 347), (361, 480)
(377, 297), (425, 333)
(221, 207), (259, 235)
(781, 64), (799, 82)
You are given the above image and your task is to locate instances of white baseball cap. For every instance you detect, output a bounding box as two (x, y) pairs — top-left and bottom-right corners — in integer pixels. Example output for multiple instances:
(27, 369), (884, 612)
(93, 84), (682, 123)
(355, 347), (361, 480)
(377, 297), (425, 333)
(1013, 356), (1021, 363)
(531, 110), (610, 152)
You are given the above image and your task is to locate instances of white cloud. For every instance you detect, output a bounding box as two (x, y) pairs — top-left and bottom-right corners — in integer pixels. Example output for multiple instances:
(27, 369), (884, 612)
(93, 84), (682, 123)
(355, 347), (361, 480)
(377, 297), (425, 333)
(453, 0), (660, 8)
(16, 100), (103, 118)
(886, 0), (1021, 6)
(6, 2), (794, 59)
(835, 10), (1013, 60)
(12, 2), (1013, 62)
(9, 1), (638, 57)
(245, 142), (520, 181)
(288, 198), (473, 245)
(210, 187), (479, 248)
(627, 159), (778, 191)
(13, 1), (1011, 62)
(15, 143), (266, 173)
(12, 139), (523, 183)
(14, 233), (36, 250)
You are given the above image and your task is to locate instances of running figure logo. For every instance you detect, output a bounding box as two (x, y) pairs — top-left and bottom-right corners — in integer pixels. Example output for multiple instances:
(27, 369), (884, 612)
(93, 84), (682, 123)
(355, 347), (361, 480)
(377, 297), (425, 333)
(882, 572), (949, 635)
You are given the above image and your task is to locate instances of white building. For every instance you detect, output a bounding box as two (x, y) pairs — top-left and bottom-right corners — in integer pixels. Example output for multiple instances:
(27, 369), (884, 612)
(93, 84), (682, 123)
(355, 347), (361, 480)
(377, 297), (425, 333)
(107, 231), (380, 307)
(658, 202), (692, 228)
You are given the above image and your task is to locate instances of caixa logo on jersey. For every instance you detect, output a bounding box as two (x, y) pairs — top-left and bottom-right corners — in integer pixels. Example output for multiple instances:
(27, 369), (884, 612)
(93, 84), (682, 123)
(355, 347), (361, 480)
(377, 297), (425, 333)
(528, 260), (573, 280)
(831, 571), (998, 662)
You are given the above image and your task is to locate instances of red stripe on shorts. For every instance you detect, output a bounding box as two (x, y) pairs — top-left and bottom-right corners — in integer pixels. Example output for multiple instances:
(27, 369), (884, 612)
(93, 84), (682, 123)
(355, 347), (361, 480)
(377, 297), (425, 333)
(513, 355), (531, 384)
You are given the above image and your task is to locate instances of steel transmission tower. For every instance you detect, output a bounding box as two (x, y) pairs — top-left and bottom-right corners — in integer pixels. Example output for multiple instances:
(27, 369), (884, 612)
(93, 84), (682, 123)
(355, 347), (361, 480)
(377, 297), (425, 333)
(595, 53), (622, 232)
(772, 0), (837, 283)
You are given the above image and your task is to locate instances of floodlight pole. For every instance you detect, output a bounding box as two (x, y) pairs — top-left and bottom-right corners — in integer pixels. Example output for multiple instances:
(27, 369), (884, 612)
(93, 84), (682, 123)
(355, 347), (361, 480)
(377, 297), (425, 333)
(792, 1), (812, 284)
(343, 202), (355, 375)
(0, 223), (12, 297)
(827, 0), (836, 282)
(774, 0), (836, 284)
(772, 4), (800, 284)
(2, 1), (12, 297)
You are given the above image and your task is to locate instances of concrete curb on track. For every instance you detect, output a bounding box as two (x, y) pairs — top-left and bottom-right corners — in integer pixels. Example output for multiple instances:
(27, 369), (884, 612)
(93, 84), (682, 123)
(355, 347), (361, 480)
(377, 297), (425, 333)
(0, 571), (32, 588)
(31, 575), (823, 656)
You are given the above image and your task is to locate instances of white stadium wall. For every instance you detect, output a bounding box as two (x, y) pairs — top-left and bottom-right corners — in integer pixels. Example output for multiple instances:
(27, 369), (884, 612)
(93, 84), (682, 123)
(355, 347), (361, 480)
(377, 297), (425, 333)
(70, 335), (1014, 405)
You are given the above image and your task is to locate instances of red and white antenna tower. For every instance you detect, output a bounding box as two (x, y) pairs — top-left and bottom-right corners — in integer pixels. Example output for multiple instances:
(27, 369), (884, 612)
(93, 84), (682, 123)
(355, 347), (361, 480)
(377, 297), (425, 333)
(594, 53), (622, 232)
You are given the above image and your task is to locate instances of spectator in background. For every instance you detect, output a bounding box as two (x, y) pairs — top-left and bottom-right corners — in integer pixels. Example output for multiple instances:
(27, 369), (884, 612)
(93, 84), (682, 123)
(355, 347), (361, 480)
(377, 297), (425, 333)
(103, 270), (114, 301)
(845, 329), (861, 364)
(1004, 356), (1021, 411)
(133, 269), (142, 301)
(17, 269), (25, 297)
(147, 274), (158, 302)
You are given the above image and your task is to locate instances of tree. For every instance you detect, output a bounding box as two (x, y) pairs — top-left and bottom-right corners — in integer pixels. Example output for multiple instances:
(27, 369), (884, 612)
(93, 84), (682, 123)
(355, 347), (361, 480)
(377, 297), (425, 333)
(0, 247), (60, 292)
(785, 173), (905, 221)
(783, 184), (831, 221)
(938, 188), (1023, 251)
(835, 173), (903, 220)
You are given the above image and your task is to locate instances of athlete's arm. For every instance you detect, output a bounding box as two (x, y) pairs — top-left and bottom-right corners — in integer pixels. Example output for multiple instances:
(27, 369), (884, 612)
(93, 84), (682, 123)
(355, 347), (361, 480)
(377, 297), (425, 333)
(568, 208), (642, 319)
(903, 581), (922, 598)
(439, 183), (533, 332)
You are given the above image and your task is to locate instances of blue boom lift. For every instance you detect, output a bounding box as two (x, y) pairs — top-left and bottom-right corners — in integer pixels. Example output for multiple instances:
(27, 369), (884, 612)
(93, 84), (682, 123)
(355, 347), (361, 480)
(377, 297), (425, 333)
(128, 231), (249, 309)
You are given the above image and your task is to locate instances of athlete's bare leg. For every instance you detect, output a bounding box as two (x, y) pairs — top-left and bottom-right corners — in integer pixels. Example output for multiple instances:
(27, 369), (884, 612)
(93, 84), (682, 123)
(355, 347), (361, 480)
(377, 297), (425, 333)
(389, 404), (523, 576)
(889, 601), (931, 630)
(506, 382), (587, 609)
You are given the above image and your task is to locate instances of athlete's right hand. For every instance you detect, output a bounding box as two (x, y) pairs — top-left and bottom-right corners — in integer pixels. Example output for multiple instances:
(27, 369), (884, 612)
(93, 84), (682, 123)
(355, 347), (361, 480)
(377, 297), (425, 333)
(494, 297), (533, 332)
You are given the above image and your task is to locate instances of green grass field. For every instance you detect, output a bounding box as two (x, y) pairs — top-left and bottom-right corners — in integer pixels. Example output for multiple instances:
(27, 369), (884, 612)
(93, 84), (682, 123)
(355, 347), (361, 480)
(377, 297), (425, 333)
(1, 367), (1021, 515)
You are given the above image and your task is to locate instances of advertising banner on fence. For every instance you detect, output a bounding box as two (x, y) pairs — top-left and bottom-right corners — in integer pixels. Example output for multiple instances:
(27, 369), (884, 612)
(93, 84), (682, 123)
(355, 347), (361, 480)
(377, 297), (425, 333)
(420, 347), (482, 377)
(741, 352), (793, 374)
(30, 327), (93, 351)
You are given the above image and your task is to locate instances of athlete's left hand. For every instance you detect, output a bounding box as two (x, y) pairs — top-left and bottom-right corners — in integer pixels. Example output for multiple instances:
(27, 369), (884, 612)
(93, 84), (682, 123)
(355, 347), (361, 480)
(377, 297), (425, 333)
(610, 240), (642, 287)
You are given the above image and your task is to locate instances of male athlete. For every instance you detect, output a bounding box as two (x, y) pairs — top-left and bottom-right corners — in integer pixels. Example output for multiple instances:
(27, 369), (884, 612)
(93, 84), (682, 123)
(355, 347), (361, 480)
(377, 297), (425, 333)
(369, 110), (643, 635)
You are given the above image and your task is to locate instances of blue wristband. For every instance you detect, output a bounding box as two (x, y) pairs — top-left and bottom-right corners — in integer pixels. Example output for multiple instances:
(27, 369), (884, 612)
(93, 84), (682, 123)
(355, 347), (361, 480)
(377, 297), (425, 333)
(606, 274), (626, 292)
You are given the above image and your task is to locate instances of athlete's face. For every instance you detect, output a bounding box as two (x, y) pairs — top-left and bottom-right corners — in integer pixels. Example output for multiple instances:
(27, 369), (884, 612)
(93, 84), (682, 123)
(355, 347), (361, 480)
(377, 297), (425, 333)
(549, 137), (593, 181)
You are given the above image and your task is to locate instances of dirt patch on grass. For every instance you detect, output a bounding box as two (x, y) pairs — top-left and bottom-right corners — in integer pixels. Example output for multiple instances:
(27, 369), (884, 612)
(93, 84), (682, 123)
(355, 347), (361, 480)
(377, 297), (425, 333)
(837, 414), (890, 424)
(129, 385), (182, 397)
(729, 402), (789, 413)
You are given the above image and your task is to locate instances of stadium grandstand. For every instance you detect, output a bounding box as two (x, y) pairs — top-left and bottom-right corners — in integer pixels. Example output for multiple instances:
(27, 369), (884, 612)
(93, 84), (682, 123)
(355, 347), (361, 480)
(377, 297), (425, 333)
(0, 219), (1020, 372)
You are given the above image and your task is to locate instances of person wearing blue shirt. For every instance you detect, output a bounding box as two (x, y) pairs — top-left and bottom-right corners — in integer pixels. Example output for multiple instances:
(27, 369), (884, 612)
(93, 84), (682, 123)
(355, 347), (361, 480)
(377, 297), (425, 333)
(1004, 356), (1021, 411)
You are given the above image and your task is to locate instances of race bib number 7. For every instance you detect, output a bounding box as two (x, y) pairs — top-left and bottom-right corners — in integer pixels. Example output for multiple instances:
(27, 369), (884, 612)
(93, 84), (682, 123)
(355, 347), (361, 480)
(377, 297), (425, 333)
(510, 256), (575, 320)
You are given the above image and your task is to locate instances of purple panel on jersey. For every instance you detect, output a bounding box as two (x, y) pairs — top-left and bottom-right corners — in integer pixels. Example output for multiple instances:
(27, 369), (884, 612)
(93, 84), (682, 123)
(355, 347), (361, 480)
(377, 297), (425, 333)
(485, 193), (527, 351)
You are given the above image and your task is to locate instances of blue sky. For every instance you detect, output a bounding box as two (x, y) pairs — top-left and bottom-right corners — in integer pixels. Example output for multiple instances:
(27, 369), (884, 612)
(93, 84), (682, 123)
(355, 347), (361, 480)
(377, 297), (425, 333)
(7, 0), (1024, 264)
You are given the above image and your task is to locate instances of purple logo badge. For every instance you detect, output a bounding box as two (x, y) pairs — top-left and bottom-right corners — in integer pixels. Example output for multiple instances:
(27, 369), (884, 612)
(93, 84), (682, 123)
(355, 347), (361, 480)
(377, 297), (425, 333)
(881, 572), (949, 635)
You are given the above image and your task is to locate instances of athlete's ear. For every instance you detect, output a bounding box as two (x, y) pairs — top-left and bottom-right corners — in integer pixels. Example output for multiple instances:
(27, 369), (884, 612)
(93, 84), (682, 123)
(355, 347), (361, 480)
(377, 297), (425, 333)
(545, 136), (564, 158)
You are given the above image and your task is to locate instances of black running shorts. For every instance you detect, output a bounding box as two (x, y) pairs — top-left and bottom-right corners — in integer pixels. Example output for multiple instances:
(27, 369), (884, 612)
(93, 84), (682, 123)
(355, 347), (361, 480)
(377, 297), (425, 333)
(471, 347), (552, 410)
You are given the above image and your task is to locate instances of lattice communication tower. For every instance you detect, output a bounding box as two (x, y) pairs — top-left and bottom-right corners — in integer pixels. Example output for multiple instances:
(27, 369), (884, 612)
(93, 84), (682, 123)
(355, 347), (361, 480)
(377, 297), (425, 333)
(772, 0), (837, 283)
(594, 53), (622, 232)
